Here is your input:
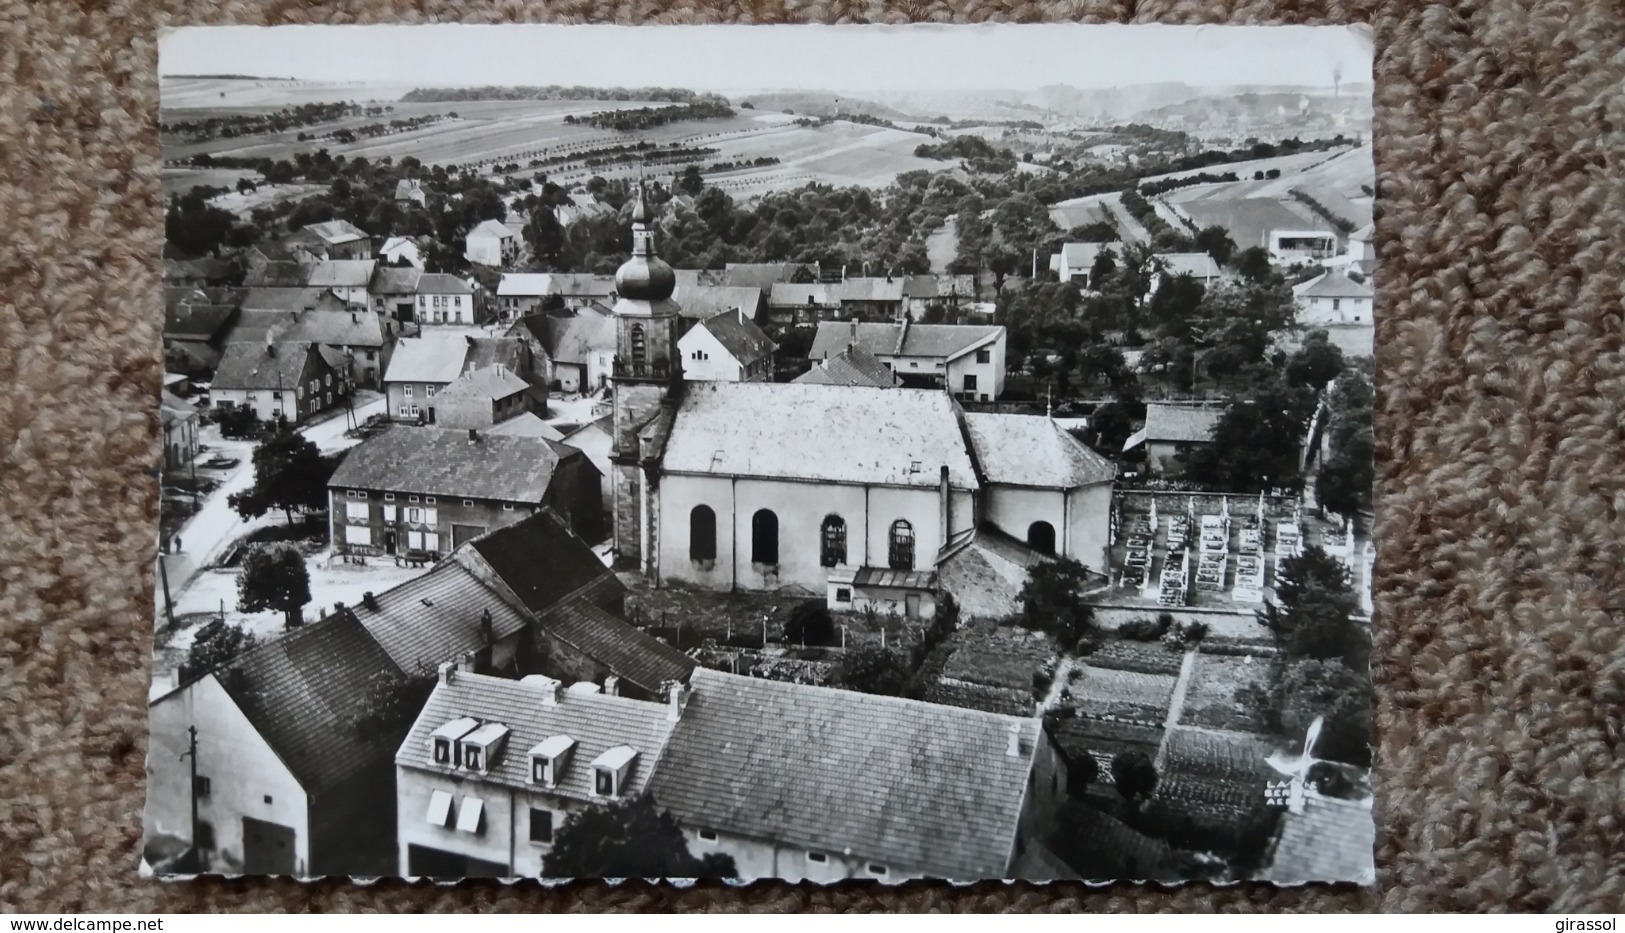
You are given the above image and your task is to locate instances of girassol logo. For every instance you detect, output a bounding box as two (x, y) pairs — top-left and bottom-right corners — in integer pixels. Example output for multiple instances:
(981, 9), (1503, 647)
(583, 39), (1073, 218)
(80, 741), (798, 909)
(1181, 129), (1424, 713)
(1557, 921), (1616, 932)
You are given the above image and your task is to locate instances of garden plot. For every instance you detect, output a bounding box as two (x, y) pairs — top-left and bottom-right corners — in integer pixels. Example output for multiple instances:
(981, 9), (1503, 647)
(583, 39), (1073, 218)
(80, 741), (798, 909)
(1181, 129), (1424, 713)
(1179, 652), (1275, 733)
(1084, 639), (1186, 677)
(1070, 664), (1178, 722)
(1151, 727), (1274, 820)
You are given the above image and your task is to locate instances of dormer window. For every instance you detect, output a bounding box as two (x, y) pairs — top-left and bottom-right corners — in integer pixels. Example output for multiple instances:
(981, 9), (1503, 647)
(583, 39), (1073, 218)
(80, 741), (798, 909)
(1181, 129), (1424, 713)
(590, 745), (639, 798)
(459, 723), (510, 775)
(528, 735), (577, 788)
(429, 717), (480, 768)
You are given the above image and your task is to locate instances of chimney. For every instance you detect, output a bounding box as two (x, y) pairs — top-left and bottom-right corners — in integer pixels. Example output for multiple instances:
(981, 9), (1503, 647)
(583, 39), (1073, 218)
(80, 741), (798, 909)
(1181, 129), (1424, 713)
(603, 675), (620, 697)
(1006, 721), (1023, 758)
(939, 464), (951, 546)
(362, 591), (378, 611)
(438, 660), (457, 685)
(666, 681), (687, 722)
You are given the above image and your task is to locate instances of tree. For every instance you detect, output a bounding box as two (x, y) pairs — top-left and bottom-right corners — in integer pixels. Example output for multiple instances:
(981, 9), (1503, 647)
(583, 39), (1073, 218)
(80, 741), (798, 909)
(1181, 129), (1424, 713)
(1111, 750), (1159, 803)
(1272, 658), (1371, 768)
(675, 165), (705, 198)
(178, 619), (257, 685)
(1233, 246), (1275, 282)
(523, 203), (569, 269)
(1259, 545), (1363, 663)
(237, 544), (312, 629)
(1018, 557), (1097, 646)
(227, 429), (335, 525)
(541, 795), (737, 879)
(784, 600), (836, 646)
(1285, 329), (1347, 390)
(348, 669), (436, 738)
(1317, 370), (1375, 518)
(1194, 225), (1237, 266)
(1184, 373), (1317, 492)
(832, 647), (912, 697)
(1067, 749), (1100, 797)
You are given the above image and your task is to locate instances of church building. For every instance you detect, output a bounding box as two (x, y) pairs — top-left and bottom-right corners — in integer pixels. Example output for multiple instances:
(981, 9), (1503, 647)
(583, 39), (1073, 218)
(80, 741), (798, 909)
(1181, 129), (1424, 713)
(606, 188), (1116, 607)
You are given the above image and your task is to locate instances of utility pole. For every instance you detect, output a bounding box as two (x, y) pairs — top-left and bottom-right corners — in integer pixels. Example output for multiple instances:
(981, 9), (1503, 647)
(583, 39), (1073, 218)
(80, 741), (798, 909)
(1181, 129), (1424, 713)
(158, 554), (176, 632)
(181, 725), (200, 866)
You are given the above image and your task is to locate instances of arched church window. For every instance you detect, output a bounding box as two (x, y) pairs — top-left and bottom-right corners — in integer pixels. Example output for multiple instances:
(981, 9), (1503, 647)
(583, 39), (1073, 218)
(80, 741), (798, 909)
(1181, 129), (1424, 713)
(1028, 521), (1056, 555)
(820, 515), (847, 568)
(888, 520), (914, 571)
(751, 509), (779, 566)
(689, 506), (716, 562)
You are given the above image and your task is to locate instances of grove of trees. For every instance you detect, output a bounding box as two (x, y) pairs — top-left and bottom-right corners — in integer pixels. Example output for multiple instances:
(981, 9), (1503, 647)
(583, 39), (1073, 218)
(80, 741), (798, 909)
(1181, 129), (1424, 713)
(541, 795), (737, 878)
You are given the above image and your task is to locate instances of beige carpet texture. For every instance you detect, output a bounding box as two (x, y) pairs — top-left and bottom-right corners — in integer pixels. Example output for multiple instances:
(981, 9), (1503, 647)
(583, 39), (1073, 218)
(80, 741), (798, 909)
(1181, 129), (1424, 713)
(2, 0), (1623, 914)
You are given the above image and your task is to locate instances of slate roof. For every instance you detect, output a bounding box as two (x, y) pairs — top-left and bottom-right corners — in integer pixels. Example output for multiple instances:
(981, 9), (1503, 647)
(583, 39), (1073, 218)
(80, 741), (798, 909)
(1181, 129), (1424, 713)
(1260, 793), (1376, 885)
(371, 265), (423, 295)
(1142, 403), (1223, 445)
(767, 283), (841, 308)
(346, 559), (530, 676)
(415, 273), (473, 296)
(692, 310), (775, 365)
(545, 313), (616, 365)
(1058, 242), (1109, 271)
(535, 600), (696, 696)
(243, 261), (312, 289)
(398, 671), (677, 802)
(673, 285), (763, 320)
(164, 299), (240, 342)
(327, 424), (576, 503)
(439, 365), (531, 401)
(212, 340), (315, 391)
(548, 273), (618, 297)
(937, 528), (1052, 622)
(962, 413), (1116, 488)
(238, 287), (351, 314)
(497, 274), (554, 298)
(384, 336), (467, 384)
(809, 322), (1003, 362)
(394, 179), (424, 200)
(308, 260), (377, 289)
(462, 511), (621, 617)
(164, 258), (234, 284)
(484, 412), (566, 441)
(792, 344), (901, 388)
(1297, 269), (1373, 300)
(216, 612), (405, 795)
(834, 277), (905, 303)
(725, 262), (806, 289)
(302, 219), (369, 245)
(1156, 252), (1222, 279)
(467, 219), (515, 241)
(662, 382), (980, 489)
(160, 390), (198, 429)
(1045, 800), (1177, 881)
(274, 308), (386, 348)
(899, 274), (977, 300)
(649, 668), (1040, 879)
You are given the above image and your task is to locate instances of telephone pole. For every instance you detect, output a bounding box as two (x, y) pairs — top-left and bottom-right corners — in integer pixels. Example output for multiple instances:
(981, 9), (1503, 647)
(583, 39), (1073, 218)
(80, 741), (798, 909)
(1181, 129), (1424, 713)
(158, 554), (176, 632)
(181, 725), (200, 867)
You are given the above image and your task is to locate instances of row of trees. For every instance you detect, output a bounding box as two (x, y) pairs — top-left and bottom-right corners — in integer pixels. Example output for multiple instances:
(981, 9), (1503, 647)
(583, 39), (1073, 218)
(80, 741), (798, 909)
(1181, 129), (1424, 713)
(562, 98), (733, 131)
(401, 85), (711, 103)
(161, 102), (363, 143)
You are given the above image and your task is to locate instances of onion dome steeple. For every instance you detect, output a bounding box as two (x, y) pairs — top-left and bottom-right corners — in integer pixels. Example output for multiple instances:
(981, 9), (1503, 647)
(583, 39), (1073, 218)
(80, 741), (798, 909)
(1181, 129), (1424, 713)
(614, 183), (676, 303)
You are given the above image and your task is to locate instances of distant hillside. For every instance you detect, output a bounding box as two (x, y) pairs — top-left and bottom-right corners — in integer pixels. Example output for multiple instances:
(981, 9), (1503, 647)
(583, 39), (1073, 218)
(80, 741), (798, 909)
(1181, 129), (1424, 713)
(402, 86), (712, 103)
(733, 91), (920, 122)
(162, 73), (288, 81)
(1131, 90), (1373, 125)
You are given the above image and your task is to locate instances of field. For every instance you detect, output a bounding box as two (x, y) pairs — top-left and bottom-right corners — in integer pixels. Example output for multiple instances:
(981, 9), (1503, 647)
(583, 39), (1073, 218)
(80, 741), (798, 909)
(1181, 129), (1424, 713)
(159, 77), (424, 109)
(1179, 652), (1275, 733)
(1155, 145), (1375, 246)
(938, 625), (1056, 689)
(1072, 665), (1179, 714)
(161, 166), (259, 197)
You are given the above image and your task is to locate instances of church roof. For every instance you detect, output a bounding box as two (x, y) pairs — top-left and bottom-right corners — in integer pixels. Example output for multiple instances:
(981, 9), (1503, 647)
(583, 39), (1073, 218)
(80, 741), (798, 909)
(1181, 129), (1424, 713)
(961, 413), (1116, 488)
(661, 382), (979, 489)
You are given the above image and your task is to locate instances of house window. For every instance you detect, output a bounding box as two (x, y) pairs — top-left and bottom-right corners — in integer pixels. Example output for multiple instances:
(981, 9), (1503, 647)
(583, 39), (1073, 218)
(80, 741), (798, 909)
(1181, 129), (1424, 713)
(963, 374), (978, 392)
(889, 520), (915, 570)
(426, 386), (437, 398)
(404, 386), (413, 398)
(263, 795), (272, 805)
(502, 503), (515, 512)
(463, 499), (474, 507)
(196, 820), (215, 850)
(868, 864), (888, 877)
(698, 829), (718, 842)
(346, 490), (357, 499)
(835, 587), (852, 603)
(689, 505), (717, 562)
(357, 491), (368, 500)
(976, 348), (991, 364)
(529, 808), (554, 844)
(409, 496), (420, 503)
(594, 768), (615, 797)
(194, 775), (211, 798)
(426, 497), (436, 504)
(384, 493), (395, 502)
(807, 852), (827, 863)
(1333, 298), (1342, 311)
(820, 514), (847, 568)
(271, 391), (282, 401)
(751, 509), (779, 565)
(365, 350), (375, 361)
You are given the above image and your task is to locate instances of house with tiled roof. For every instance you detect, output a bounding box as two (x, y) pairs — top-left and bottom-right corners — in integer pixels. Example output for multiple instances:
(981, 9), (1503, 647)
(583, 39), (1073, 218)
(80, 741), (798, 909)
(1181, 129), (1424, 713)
(305, 259), (377, 309)
(413, 273), (483, 326)
(808, 319), (1007, 399)
(210, 339), (350, 426)
(900, 274), (977, 320)
(394, 179), (426, 207)
(539, 311), (616, 394)
(1256, 790), (1376, 885)
(235, 303), (399, 390)
(382, 335), (544, 425)
(484, 411), (565, 441)
(465, 219), (521, 268)
(671, 284), (763, 323)
(647, 668), (1069, 882)
(1150, 252), (1224, 293)
(792, 343), (900, 389)
(1053, 242), (1113, 288)
(676, 308), (776, 382)
(285, 219), (371, 261)
(160, 390), (200, 471)
(432, 364), (547, 431)
(163, 288), (243, 376)
(142, 551), (539, 877)
(393, 665), (679, 878)
(326, 424), (602, 556)
(496, 273), (558, 319)
(164, 257), (237, 288)
(370, 265), (423, 324)
(723, 262), (816, 291)
(1293, 268), (1374, 326)
(1122, 402), (1226, 476)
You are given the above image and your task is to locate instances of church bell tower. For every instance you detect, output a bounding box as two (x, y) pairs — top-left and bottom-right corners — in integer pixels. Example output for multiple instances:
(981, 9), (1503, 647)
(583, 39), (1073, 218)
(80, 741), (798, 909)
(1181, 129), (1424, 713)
(608, 185), (683, 571)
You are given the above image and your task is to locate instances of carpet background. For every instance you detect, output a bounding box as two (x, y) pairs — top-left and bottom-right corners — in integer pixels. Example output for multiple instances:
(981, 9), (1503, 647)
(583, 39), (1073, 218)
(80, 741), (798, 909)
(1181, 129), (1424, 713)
(2, 0), (1623, 913)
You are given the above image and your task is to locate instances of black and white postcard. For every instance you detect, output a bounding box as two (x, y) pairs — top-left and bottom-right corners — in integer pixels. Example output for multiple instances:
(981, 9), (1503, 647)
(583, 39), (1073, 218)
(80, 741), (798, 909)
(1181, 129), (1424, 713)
(146, 22), (1377, 885)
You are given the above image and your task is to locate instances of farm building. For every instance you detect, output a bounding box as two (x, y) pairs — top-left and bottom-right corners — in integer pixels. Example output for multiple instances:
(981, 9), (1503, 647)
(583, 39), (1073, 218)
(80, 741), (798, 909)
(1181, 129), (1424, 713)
(1293, 268), (1374, 326)
(286, 220), (372, 261)
(210, 339), (350, 426)
(807, 320), (1007, 400)
(414, 273), (481, 326)
(466, 219), (521, 268)
(676, 308), (776, 383)
(1122, 403), (1225, 476)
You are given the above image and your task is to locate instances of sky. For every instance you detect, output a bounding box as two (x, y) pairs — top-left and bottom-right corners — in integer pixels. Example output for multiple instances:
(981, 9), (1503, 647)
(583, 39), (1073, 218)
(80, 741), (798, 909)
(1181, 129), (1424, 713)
(159, 24), (1372, 94)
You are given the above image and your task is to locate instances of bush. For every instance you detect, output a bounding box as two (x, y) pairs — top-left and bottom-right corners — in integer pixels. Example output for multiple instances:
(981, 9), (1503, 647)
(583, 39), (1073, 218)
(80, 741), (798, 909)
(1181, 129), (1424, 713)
(1111, 750), (1159, 803)
(783, 600), (837, 647)
(1032, 670), (1053, 696)
(1117, 617), (1166, 641)
(1074, 633), (1103, 656)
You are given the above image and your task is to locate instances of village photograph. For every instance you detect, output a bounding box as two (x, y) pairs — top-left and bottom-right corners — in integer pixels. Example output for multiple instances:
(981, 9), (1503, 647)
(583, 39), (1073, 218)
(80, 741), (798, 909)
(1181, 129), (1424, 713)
(146, 23), (1377, 885)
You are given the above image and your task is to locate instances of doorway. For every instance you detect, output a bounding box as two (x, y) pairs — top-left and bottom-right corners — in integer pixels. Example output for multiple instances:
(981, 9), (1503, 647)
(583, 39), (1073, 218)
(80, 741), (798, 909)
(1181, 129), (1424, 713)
(241, 817), (297, 875)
